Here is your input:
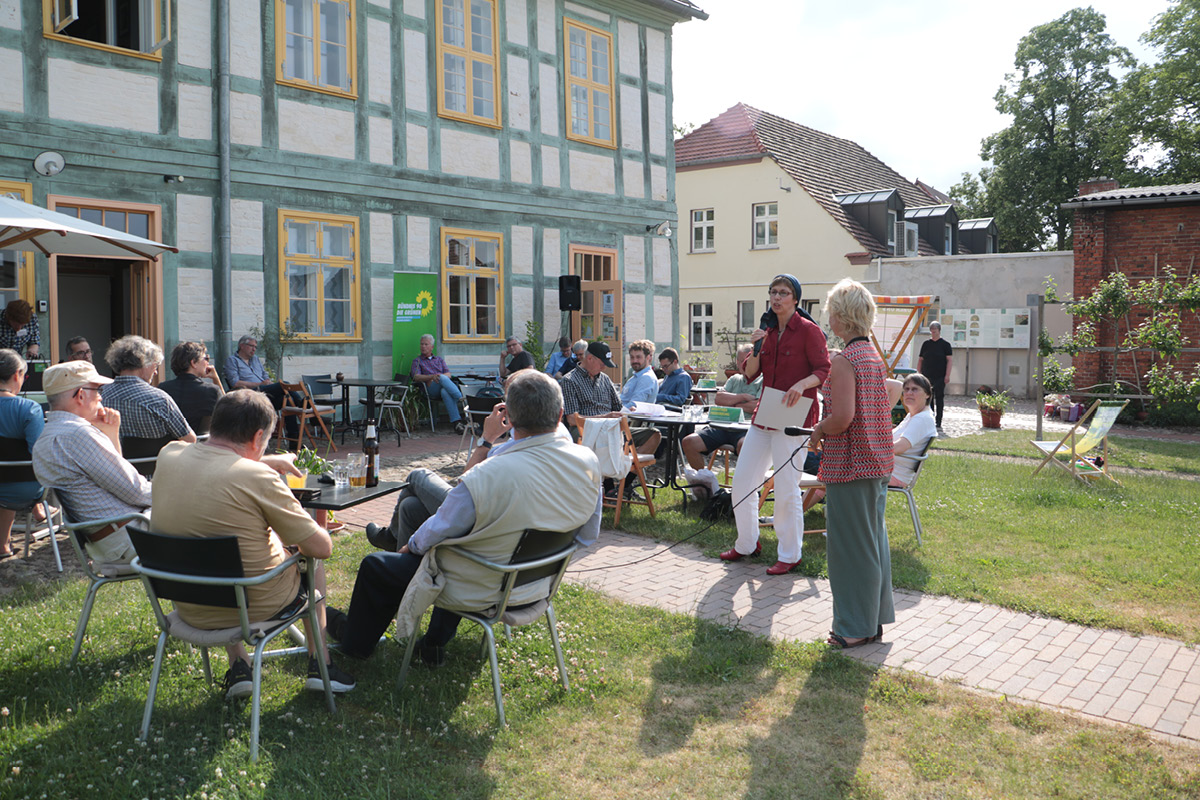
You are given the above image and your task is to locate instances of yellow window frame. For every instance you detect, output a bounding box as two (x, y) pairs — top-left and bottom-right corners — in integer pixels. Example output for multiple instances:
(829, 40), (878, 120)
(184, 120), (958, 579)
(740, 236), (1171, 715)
(277, 209), (362, 342)
(563, 18), (615, 149)
(440, 226), (505, 343)
(42, 0), (169, 61)
(435, 0), (501, 129)
(275, 0), (358, 99)
(0, 180), (35, 303)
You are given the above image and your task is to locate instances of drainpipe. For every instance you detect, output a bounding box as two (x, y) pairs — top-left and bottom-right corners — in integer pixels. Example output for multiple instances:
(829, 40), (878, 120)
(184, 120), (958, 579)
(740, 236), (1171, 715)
(215, 0), (233, 367)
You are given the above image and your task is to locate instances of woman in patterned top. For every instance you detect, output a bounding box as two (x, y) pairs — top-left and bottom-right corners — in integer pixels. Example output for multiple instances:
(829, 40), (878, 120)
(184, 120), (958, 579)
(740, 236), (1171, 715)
(808, 279), (895, 648)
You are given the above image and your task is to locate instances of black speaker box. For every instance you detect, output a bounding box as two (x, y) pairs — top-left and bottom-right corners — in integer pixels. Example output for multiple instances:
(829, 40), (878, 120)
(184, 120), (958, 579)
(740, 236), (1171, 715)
(559, 275), (582, 310)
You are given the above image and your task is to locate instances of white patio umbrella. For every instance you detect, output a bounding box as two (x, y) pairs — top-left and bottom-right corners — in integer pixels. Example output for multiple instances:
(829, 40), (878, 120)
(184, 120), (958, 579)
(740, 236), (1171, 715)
(0, 196), (178, 259)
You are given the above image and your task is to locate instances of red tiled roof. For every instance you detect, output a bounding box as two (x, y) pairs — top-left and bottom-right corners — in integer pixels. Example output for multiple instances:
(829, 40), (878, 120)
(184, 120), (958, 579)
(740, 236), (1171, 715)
(676, 103), (940, 257)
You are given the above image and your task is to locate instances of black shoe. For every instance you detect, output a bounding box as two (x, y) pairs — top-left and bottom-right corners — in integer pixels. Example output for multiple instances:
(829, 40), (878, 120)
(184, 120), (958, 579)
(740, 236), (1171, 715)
(325, 606), (348, 643)
(365, 522), (398, 551)
(414, 635), (447, 667)
(453, 421), (467, 435)
(602, 477), (617, 499)
(223, 659), (253, 700)
(305, 657), (356, 693)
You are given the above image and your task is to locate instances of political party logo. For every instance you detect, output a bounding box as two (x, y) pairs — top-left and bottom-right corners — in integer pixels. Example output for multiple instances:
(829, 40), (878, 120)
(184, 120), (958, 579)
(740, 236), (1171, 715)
(395, 290), (435, 323)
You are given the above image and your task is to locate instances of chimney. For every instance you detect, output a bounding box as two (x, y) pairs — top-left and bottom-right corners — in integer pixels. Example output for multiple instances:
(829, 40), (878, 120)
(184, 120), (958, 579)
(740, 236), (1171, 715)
(1078, 177), (1119, 196)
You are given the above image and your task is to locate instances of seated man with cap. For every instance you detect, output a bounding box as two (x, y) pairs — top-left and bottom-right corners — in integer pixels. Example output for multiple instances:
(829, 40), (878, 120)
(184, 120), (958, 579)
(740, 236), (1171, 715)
(32, 361), (152, 564)
(560, 341), (623, 443)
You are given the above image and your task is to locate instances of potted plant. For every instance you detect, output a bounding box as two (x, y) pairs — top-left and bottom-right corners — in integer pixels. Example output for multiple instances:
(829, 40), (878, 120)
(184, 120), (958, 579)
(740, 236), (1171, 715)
(975, 388), (1011, 429)
(288, 446), (332, 488)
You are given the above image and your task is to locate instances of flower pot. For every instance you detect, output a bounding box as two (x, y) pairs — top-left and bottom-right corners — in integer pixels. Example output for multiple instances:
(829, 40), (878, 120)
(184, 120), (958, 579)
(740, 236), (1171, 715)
(979, 408), (1002, 429)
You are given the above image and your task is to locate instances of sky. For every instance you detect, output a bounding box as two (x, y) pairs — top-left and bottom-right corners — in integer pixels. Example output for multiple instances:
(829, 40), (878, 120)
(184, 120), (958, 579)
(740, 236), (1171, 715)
(670, 0), (1172, 194)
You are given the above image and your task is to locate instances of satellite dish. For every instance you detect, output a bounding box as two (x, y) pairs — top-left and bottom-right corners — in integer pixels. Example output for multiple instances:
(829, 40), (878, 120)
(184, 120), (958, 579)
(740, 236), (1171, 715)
(34, 151), (66, 177)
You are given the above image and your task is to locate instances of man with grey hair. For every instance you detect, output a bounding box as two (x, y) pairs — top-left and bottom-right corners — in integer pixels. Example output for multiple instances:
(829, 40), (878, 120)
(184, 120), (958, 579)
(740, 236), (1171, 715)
(101, 335), (196, 443)
(331, 369), (602, 664)
(917, 321), (953, 429)
(224, 334), (300, 446)
(410, 333), (467, 434)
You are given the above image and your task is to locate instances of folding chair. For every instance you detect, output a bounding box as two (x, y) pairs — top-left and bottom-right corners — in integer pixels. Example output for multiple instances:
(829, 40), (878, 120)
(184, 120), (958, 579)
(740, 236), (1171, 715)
(280, 381), (338, 453)
(397, 529), (577, 728)
(705, 443), (737, 488)
(120, 435), (175, 479)
(127, 526), (335, 762)
(603, 417), (656, 527)
(1032, 399), (1129, 486)
(457, 392), (505, 460)
(0, 437), (62, 570)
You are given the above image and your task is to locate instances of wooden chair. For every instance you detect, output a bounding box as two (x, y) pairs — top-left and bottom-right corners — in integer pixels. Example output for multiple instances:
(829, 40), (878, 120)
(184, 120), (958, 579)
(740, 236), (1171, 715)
(607, 417), (656, 527)
(1032, 399), (1128, 486)
(279, 381), (337, 453)
(705, 443), (736, 488)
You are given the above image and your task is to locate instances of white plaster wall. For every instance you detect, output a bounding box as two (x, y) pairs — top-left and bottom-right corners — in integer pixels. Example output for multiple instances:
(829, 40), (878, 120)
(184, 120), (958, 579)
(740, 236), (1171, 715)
(177, 0), (211, 70)
(569, 150), (615, 195)
(230, 91), (262, 147)
(617, 19), (639, 77)
(543, 229), (562, 277)
(177, 83), (212, 140)
(625, 291), (646, 342)
(403, 0), (424, 17)
(0, 49), (22, 113)
(403, 30), (428, 112)
(505, 0), (527, 45)
(653, 295), (672, 342)
(48, 60), (157, 133)
(370, 212), (394, 264)
(232, 271), (265, 340)
(651, 164), (667, 201)
(623, 236), (644, 283)
(371, 277), (393, 341)
(620, 84), (642, 152)
(511, 226), (534, 275)
(229, 2), (261, 80)
(441, 129), (500, 179)
(646, 28), (666, 85)
(565, 2), (608, 22)
(510, 140), (532, 184)
(544, 288), (559, 319)
(177, 268), (214, 340)
(231, 199), (263, 256)
(282, 355), (345, 382)
(367, 17), (392, 105)
(539, 62), (559, 137)
(506, 55), (530, 131)
(541, 145), (561, 188)
(648, 92), (667, 156)
(406, 123), (429, 170)
(369, 116), (392, 164)
(372, 356), (393, 380)
(279, 100), (355, 160)
(536, 0), (556, 53)
(652, 238), (670, 286)
(0, 0), (18, 29)
(407, 216), (431, 270)
(176, 195), (213, 252)
(622, 160), (644, 199)
(512, 286), (534, 335)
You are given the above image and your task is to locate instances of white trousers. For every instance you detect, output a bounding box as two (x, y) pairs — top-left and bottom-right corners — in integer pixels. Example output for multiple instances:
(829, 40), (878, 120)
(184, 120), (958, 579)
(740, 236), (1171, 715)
(730, 425), (805, 563)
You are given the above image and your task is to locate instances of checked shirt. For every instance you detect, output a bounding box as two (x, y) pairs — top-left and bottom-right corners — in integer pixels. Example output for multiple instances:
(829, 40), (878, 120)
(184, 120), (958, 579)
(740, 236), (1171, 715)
(101, 376), (193, 440)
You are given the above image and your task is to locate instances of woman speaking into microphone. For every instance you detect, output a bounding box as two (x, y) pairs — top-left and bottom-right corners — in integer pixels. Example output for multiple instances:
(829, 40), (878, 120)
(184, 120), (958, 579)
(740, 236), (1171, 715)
(720, 274), (830, 575)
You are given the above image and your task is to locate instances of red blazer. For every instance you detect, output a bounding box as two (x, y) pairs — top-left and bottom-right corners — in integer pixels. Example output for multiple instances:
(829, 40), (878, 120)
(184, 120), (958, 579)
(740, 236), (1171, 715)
(747, 312), (831, 428)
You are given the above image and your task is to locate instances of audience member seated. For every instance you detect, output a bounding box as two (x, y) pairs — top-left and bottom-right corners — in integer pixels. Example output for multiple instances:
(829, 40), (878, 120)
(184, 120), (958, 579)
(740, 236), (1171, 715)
(891, 373), (937, 487)
(682, 343), (761, 470)
(544, 337), (573, 379)
(223, 334), (300, 447)
(63, 336), (93, 363)
(498, 336), (534, 382)
(560, 341), (622, 442)
(151, 390), (355, 698)
(159, 341), (224, 434)
(328, 370), (601, 665)
(0, 299), (39, 359)
(656, 348), (693, 406)
(411, 333), (467, 435)
(620, 339), (663, 454)
(0, 349), (48, 559)
(32, 361), (152, 564)
(102, 335), (196, 444)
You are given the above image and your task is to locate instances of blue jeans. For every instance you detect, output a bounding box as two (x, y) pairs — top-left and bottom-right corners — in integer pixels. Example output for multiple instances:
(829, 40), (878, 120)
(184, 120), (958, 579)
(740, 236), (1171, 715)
(424, 374), (462, 423)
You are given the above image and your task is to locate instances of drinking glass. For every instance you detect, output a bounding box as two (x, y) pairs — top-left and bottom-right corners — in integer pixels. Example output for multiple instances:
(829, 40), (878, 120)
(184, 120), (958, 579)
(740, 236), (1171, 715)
(347, 454), (367, 487)
(332, 461), (350, 488)
(286, 470), (308, 490)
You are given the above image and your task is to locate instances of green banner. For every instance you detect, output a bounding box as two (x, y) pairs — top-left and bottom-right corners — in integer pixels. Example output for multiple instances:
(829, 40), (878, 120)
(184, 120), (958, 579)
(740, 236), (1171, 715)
(392, 272), (439, 377)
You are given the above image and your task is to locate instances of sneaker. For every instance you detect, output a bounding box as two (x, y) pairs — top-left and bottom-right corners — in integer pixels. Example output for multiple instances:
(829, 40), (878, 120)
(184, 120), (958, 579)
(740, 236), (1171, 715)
(365, 522), (398, 551)
(223, 659), (253, 700)
(453, 421), (467, 435)
(414, 635), (447, 668)
(305, 657), (356, 693)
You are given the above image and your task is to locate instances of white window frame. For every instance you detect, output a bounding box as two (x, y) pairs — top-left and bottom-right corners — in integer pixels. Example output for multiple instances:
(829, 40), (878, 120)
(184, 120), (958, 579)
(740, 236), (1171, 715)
(691, 208), (715, 253)
(752, 202), (778, 249)
(887, 209), (897, 247)
(944, 222), (953, 255)
(689, 302), (713, 350)
(737, 300), (757, 332)
(46, 0), (170, 56)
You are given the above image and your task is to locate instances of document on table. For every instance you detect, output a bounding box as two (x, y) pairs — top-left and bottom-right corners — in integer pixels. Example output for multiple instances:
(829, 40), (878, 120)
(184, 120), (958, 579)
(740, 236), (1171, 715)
(629, 401), (667, 416)
(752, 387), (812, 431)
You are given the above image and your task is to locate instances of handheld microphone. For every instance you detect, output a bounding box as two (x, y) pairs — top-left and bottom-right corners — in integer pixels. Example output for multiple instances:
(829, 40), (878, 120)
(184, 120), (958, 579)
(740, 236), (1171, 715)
(752, 306), (778, 357)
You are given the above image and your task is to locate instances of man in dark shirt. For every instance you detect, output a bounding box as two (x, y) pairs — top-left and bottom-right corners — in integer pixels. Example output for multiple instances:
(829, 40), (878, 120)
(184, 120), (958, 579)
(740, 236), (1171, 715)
(917, 321), (953, 428)
(160, 341), (225, 434)
(499, 336), (534, 382)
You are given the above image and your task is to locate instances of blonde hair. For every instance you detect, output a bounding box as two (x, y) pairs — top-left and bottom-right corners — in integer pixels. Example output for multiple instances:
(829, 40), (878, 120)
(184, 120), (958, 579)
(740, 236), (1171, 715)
(825, 279), (876, 339)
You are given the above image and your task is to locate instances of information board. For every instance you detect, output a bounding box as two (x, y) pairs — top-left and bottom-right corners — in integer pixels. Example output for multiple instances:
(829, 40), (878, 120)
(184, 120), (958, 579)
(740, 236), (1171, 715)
(939, 307), (1031, 350)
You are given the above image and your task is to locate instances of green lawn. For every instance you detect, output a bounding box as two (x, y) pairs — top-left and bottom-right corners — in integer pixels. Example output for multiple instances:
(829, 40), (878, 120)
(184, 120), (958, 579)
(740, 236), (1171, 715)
(932, 428), (1200, 475)
(2, 538), (1199, 799)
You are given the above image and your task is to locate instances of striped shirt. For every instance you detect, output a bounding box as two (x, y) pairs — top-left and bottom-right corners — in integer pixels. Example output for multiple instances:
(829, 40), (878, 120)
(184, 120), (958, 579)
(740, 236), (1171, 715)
(817, 339), (894, 483)
(102, 376), (192, 440)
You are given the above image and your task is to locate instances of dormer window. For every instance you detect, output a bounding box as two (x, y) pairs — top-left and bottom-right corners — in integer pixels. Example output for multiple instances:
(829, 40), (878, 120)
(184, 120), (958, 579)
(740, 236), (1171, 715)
(835, 189), (905, 253)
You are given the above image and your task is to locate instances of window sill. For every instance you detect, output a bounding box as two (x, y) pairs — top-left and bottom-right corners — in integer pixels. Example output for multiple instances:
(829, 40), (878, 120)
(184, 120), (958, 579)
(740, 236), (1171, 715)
(750, 245), (780, 251)
(276, 78), (358, 101)
(42, 32), (163, 61)
(689, 249), (716, 255)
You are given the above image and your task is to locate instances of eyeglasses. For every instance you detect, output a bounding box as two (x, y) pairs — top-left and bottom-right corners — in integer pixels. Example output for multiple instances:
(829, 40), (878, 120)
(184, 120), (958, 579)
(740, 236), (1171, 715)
(768, 289), (793, 298)
(70, 349), (92, 357)
(76, 386), (102, 396)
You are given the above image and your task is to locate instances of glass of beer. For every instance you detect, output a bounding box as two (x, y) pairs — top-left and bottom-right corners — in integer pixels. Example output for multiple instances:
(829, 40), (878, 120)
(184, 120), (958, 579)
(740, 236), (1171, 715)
(347, 454), (367, 487)
(286, 470), (308, 490)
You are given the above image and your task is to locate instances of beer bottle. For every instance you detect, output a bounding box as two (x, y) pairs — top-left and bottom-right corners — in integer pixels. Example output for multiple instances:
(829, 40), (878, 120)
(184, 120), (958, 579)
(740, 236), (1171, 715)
(364, 423), (379, 487)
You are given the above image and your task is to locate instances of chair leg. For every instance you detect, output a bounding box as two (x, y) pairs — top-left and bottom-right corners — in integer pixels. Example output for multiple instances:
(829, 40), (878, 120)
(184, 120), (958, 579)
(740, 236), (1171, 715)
(139, 630), (169, 742)
(307, 602), (336, 714)
(69, 577), (105, 667)
(612, 475), (625, 527)
(481, 623), (506, 727)
(546, 603), (569, 691)
(906, 490), (923, 546)
(200, 647), (212, 684)
(249, 643), (269, 762)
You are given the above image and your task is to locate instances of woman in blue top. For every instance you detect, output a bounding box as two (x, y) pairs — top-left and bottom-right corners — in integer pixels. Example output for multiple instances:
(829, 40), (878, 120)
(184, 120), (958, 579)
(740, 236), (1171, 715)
(0, 349), (46, 558)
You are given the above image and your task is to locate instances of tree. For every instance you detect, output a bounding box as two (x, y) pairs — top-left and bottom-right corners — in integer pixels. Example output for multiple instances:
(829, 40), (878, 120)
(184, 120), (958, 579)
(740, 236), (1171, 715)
(977, 8), (1134, 251)
(948, 169), (993, 221)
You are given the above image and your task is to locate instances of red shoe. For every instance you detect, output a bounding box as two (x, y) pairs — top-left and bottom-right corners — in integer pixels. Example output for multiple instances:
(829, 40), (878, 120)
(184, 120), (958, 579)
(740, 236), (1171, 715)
(766, 560), (800, 575)
(718, 542), (761, 561)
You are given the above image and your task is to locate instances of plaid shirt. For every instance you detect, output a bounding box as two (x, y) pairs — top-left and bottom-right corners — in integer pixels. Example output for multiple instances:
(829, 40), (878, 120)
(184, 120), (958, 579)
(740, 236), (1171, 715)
(0, 313), (39, 354)
(561, 368), (621, 418)
(32, 411), (152, 522)
(102, 376), (193, 440)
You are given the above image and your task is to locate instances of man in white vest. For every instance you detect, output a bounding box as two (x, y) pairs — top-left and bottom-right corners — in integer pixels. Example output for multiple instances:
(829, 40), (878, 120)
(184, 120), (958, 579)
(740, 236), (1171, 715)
(327, 370), (602, 665)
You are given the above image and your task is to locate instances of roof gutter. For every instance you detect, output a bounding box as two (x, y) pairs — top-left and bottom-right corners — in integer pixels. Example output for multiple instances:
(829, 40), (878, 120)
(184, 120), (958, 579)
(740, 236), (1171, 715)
(1061, 195), (1200, 210)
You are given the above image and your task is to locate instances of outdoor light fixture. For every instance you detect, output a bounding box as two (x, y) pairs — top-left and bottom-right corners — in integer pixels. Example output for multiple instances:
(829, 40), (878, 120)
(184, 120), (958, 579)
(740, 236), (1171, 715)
(163, 175), (186, 183)
(646, 221), (672, 237)
(33, 151), (65, 177)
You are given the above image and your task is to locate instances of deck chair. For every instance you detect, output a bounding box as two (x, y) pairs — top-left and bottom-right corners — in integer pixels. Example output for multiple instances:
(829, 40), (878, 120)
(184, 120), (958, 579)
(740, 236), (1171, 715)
(0, 437), (63, 570)
(280, 381), (338, 453)
(127, 526), (335, 762)
(396, 529), (578, 728)
(1032, 399), (1129, 486)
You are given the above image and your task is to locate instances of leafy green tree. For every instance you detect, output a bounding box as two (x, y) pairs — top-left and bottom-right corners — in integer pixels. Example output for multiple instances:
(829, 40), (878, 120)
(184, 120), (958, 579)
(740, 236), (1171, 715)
(947, 169), (993, 221)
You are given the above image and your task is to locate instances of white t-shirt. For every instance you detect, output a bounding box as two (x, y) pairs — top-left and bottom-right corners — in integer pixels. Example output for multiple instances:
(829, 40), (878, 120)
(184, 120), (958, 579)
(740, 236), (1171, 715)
(892, 407), (937, 486)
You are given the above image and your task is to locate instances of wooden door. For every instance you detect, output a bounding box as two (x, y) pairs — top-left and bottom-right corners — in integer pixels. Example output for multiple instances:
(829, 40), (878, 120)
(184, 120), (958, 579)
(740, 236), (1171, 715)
(569, 246), (621, 383)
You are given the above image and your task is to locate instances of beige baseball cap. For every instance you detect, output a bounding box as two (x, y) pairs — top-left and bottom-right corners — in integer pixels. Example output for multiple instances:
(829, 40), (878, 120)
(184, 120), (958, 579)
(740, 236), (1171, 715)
(42, 361), (113, 396)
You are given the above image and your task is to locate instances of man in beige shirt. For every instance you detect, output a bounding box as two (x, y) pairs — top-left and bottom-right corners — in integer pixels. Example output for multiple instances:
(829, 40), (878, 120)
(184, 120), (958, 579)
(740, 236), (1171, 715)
(151, 390), (355, 699)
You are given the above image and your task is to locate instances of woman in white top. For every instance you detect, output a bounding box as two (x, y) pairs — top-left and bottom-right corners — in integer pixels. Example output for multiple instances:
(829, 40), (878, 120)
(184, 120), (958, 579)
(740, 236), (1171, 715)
(891, 373), (937, 487)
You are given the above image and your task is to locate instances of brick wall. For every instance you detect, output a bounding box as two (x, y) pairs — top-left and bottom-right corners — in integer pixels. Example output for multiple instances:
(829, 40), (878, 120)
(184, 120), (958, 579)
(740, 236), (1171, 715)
(1071, 203), (1200, 392)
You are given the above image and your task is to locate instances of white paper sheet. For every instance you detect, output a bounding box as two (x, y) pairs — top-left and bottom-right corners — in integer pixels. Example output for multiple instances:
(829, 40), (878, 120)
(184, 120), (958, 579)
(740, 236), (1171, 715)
(752, 387), (812, 431)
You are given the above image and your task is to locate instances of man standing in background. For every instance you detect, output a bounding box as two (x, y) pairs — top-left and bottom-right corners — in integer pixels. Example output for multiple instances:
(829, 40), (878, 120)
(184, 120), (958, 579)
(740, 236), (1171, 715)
(917, 321), (953, 429)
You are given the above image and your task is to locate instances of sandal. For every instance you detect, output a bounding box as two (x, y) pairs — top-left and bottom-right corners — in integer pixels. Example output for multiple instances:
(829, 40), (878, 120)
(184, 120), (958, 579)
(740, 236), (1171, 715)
(827, 633), (872, 649)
